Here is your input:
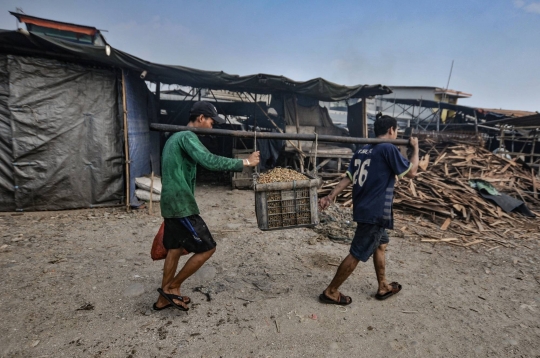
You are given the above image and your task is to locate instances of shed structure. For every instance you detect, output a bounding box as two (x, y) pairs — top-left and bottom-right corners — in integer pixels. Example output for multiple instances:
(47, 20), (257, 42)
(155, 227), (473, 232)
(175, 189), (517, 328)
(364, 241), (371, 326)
(0, 13), (392, 211)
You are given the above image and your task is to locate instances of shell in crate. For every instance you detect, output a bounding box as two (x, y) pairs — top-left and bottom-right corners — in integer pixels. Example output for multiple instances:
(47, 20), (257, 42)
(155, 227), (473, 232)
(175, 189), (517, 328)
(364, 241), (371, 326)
(254, 168), (322, 231)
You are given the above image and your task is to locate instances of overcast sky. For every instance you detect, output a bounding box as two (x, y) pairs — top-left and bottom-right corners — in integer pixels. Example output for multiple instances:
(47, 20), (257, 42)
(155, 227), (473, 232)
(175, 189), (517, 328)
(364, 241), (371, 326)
(1, 0), (539, 111)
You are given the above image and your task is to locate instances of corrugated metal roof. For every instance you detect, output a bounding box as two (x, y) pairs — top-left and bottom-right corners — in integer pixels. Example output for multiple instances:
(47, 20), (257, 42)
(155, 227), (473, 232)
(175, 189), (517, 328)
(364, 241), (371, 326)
(486, 113), (540, 127)
(476, 108), (536, 118)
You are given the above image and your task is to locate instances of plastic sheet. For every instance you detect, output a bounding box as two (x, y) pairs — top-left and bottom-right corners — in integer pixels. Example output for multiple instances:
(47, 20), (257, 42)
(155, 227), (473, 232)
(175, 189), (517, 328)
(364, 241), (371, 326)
(0, 55), (14, 210)
(123, 70), (160, 207)
(3, 55), (123, 211)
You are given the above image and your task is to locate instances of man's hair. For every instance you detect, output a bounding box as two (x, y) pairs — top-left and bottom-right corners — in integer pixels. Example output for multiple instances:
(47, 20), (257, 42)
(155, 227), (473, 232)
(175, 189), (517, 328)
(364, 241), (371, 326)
(188, 114), (200, 123)
(374, 113), (397, 137)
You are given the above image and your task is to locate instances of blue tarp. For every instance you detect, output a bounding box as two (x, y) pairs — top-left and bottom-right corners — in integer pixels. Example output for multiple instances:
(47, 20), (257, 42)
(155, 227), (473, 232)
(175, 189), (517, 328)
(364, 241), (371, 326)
(124, 70), (160, 207)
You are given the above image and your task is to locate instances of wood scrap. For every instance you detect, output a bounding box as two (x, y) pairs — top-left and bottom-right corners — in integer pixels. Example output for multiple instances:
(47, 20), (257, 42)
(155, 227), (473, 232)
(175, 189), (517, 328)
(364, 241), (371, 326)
(317, 138), (540, 250)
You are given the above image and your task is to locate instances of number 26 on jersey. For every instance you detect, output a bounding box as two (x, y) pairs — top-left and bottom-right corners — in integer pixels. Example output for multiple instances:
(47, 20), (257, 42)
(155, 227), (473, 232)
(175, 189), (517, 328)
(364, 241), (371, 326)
(352, 159), (371, 186)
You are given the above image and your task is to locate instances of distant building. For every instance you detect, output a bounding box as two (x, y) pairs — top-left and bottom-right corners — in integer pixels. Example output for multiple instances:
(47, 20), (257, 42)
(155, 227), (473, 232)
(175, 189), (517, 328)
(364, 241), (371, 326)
(322, 85), (472, 126)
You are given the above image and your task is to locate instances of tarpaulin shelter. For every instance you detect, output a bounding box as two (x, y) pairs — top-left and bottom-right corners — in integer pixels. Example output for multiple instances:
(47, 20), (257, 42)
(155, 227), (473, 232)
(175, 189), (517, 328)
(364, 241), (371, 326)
(0, 26), (392, 211)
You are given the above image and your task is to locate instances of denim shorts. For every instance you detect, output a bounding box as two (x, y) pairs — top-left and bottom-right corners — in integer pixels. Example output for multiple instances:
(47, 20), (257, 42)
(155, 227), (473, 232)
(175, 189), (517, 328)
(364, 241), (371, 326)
(349, 223), (390, 262)
(163, 215), (216, 253)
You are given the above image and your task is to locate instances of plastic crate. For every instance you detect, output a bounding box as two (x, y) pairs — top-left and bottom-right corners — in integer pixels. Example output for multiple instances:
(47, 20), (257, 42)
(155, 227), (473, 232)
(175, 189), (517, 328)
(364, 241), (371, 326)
(254, 175), (322, 231)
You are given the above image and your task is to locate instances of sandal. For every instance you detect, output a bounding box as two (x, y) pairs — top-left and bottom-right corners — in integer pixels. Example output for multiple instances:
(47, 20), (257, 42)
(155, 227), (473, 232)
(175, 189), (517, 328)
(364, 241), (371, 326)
(375, 282), (402, 300)
(157, 288), (189, 311)
(152, 302), (172, 311)
(319, 291), (352, 306)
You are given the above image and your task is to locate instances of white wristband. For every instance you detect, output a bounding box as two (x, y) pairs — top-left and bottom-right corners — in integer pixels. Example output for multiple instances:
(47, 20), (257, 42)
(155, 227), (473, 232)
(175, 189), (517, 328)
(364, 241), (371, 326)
(244, 159), (250, 166)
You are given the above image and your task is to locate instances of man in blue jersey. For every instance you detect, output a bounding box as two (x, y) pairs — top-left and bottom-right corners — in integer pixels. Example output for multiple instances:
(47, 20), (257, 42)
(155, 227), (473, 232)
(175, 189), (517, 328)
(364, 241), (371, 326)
(318, 114), (419, 305)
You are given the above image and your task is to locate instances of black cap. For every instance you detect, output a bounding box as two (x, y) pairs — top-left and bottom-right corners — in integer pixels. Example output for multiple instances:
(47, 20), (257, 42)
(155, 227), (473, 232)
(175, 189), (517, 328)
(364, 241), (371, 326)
(190, 101), (225, 124)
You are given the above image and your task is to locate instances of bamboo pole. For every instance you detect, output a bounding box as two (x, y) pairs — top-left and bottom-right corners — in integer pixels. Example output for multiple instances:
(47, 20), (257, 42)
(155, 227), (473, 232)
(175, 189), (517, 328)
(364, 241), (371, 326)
(121, 70), (131, 212)
(149, 124), (410, 146)
(293, 95), (305, 173)
(149, 171), (154, 214)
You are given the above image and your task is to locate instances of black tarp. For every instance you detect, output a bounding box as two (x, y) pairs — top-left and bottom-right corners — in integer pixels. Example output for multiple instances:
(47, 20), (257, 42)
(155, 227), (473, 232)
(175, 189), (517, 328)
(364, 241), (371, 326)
(160, 100), (269, 125)
(347, 101), (365, 138)
(2, 54), (123, 211)
(0, 30), (392, 101)
(0, 55), (13, 210)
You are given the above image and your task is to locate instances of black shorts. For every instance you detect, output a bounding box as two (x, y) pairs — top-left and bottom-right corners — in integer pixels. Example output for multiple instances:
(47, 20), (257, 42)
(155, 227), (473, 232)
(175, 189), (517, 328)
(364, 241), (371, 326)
(349, 223), (390, 262)
(163, 215), (216, 253)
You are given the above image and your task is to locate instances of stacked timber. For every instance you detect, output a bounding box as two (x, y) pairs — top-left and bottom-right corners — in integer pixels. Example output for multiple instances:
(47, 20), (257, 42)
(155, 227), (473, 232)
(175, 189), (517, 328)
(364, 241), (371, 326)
(317, 139), (540, 249)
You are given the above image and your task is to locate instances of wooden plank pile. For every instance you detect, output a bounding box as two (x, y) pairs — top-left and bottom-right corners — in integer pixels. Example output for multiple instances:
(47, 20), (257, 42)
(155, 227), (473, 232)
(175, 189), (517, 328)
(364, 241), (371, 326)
(317, 138), (540, 249)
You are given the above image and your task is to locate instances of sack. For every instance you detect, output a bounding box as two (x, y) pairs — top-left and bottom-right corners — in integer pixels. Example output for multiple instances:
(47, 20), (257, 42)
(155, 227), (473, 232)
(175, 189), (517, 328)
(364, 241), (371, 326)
(135, 176), (162, 194)
(151, 222), (167, 260)
(135, 189), (161, 202)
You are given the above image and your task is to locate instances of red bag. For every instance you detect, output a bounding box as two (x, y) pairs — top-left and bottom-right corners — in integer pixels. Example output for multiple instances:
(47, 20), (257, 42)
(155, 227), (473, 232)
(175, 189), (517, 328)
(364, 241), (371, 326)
(151, 222), (167, 260)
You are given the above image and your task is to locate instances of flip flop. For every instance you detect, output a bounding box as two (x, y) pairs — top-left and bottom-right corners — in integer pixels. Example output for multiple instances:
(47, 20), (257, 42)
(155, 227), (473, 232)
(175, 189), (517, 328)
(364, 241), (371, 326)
(318, 291), (352, 306)
(375, 282), (402, 300)
(152, 302), (172, 311)
(157, 288), (189, 311)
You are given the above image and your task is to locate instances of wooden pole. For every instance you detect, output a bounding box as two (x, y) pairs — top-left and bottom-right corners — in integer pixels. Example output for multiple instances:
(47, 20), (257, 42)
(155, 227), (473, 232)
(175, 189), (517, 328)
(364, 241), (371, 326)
(362, 97), (368, 138)
(293, 95), (304, 173)
(149, 124), (410, 145)
(121, 70), (131, 212)
(149, 171), (154, 214)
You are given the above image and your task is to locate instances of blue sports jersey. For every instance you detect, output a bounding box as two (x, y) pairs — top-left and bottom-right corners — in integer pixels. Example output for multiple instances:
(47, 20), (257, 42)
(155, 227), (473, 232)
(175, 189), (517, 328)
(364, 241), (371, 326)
(346, 143), (411, 229)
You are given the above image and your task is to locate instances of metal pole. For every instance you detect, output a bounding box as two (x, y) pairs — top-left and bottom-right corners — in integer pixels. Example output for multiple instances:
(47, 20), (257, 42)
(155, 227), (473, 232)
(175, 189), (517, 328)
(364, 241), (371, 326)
(362, 97), (368, 138)
(436, 104), (440, 132)
(150, 124), (410, 146)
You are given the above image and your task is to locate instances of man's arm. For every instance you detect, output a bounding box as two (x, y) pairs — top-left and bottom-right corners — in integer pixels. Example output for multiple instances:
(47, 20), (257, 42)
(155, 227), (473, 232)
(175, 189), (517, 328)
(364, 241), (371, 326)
(318, 176), (352, 211)
(404, 137), (419, 178)
(184, 133), (259, 171)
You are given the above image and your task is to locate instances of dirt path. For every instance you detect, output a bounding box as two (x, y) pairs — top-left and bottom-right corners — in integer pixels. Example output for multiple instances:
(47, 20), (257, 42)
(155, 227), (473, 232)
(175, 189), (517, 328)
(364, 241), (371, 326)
(1, 185), (539, 357)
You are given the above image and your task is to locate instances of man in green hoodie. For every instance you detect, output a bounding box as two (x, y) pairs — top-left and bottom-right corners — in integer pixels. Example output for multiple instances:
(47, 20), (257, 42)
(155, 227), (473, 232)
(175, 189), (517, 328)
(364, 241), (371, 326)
(154, 101), (260, 311)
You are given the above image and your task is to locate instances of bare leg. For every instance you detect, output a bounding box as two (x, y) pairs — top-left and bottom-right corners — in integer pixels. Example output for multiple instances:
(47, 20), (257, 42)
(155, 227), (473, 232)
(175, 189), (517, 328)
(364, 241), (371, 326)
(373, 243), (392, 294)
(161, 248), (182, 288)
(155, 248), (183, 309)
(156, 247), (216, 308)
(323, 254), (358, 302)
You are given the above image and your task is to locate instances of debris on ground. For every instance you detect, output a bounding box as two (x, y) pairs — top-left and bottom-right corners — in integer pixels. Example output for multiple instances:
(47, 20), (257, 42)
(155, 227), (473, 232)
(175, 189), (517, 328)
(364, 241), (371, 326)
(316, 139), (540, 249)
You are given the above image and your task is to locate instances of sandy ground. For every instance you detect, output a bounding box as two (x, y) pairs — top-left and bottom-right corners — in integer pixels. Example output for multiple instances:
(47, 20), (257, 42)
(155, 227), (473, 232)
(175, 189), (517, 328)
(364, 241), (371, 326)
(1, 184), (539, 358)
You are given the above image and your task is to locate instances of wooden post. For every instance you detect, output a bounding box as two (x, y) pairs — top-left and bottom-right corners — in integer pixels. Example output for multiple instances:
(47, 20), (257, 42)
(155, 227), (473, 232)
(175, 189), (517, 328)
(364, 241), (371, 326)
(121, 71), (130, 211)
(362, 97), (368, 138)
(149, 171), (154, 214)
(474, 112), (479, 135)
